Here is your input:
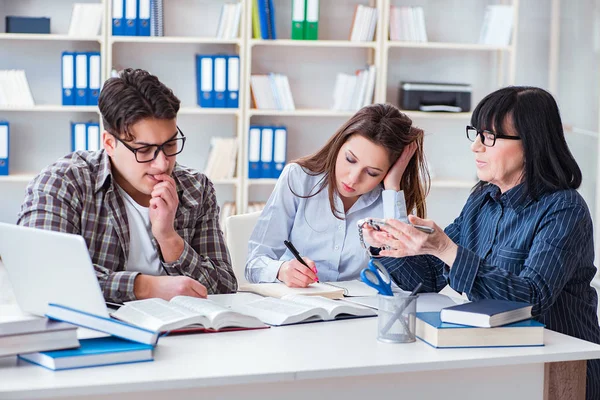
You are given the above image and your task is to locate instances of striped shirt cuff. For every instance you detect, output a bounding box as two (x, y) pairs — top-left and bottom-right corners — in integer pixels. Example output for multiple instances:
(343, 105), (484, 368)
(104, 271), (140, 302)
(447, 246), (480, 294)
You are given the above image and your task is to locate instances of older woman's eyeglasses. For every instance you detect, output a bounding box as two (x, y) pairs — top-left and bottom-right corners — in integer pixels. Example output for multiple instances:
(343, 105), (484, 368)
(466, 126), (521, 147)
(111, 126), (186, 163)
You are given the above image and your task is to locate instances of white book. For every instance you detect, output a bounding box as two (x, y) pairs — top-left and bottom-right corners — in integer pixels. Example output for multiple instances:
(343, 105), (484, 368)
(215, 4), (227, 38)
(414, 7), (427, 42)
(231, 3), (243, 39)
(353, 69), (368, 110)
(17, 71), (35, 106)
(112, 297), (266, 332)
(366, 7), (377, 41)
(332, 73), (346, 110)
(341, 75), (357, 110)
(232, 295), (376, 326)
(362, 65), (376, 107)
(68, 4), (103, 37)
(350, 5), (363, 41)
(280, 75), (295, 110)
(479, 5), (513, 46)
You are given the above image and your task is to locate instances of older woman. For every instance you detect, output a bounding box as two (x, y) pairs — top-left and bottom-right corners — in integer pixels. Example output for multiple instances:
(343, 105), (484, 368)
(367, 86), (600, 399)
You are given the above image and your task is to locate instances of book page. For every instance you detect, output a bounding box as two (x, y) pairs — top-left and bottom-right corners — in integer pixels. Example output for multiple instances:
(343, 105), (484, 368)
(232, 297), (327, 326)
(171, 296), (265, 330)
(238, 282), (344, 299)
(323, 280), (378, 297)
(112, 298), (205, 331)
(282, 295), (376, 319)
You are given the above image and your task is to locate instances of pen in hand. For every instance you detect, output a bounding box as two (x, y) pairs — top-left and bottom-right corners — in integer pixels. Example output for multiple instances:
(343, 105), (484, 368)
(283, 240), (319, 283)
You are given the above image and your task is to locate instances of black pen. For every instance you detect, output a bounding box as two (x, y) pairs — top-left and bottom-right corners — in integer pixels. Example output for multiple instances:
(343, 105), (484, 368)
(283, 240), (319, 283)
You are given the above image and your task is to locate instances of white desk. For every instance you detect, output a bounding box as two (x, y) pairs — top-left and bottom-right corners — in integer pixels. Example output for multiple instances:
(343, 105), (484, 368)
(1, 316), (599, 400)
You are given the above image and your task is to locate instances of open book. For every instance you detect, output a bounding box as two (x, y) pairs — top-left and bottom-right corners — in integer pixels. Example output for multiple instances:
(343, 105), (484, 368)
(111, 297), (266, 332)
(238, 282), (345, 299)
(231, 295), (376, 326)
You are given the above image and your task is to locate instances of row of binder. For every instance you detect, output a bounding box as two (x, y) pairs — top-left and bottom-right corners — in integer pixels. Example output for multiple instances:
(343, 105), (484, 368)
(61, 51), (101, 106)
(196, 55), (240, 109)
(112, 0), (163, 36)
(248, 125), (287, 179)
(291, 0), (319, 40)
(0, 122), (8, 176)
(71, 122), (101, 152)
(252, 0), (277, 40)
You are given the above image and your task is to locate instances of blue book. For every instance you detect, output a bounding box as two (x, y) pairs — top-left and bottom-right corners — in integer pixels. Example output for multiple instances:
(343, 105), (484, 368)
(248, 126), (262, 179)
(112, 0), (126, 36)
(196, 55), (214, 108)
(416, 311), (544, 349)
(0, 121), (8, 176)
(226, 55), (240, 108)
(61, 52), (76, 105)
(257, 0), (270, 39)
(18, 337), (154, 370)
(440, 299), (532, 328)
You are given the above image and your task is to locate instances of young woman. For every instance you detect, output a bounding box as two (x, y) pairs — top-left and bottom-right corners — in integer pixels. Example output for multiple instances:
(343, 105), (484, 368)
(368, 87), (600, 398)
(245, 103), (429, 287)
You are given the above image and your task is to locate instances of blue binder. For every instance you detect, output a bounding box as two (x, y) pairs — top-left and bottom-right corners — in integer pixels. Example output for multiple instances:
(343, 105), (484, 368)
(213, 55), (227, 108)
(71, 122), (87, 152)
(87, 52), (101, 106)
(86, 122), (101, 151)
(226, 55), (240, 108)
(272, 126), (287, 178)
(257, 0), (269, 39)
(124, 0), (138, 36)
(74, 52), (88, 106)
(0, 121), (9, 176)
(61, 52), (76, 106)
(267, 0), (276, 39)
(112, 0), (125, 36)
(260, 127), (274, 178)
(248, 126), (262, 179)
(138, 0), (150, 36)
(196, 55), (214, 108)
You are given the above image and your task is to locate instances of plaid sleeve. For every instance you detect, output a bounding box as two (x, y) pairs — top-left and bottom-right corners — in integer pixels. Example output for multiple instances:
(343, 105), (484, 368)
(162, 178), (237, 294)
(17, 162), (139, 303)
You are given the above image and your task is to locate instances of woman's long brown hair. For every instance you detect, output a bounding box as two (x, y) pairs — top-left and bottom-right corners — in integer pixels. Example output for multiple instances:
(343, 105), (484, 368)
(291, 103), (429, 219)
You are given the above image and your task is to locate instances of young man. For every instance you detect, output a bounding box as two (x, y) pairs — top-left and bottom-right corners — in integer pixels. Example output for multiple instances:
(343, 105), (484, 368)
(17, 68), (237, 303)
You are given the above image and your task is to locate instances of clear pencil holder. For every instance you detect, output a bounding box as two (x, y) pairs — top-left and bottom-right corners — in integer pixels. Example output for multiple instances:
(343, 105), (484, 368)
(377, 293), (418, 343)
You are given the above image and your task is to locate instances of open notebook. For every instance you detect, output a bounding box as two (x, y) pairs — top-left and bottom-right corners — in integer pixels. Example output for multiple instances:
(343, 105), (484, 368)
(231, 295), (376, 326)
(111, 297), (266, 332)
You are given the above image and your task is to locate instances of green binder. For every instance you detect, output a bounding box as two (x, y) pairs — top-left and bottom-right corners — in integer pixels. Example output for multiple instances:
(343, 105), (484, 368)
(291, 0), (305, 40)
(305, 0), (319, 40)
(252, 0), (261, 39)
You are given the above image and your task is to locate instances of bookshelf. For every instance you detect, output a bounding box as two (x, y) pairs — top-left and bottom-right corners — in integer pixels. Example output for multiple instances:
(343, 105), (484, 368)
(0, 0), (551, 233)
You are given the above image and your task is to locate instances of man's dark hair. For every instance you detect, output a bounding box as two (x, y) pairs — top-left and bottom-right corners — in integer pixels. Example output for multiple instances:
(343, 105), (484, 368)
(98, 68), (181, 141)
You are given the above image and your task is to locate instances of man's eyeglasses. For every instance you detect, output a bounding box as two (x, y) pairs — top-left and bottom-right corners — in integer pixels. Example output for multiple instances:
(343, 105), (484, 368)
(111, 126), (186, 163)
(466, 125), (521, 147)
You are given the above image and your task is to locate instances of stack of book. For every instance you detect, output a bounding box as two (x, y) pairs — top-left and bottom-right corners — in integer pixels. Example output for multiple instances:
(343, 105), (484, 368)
(332, 65), (376, 111)
(416, 299), (544, 348)
(478, 5), (514, 46)
(68, 3), (104, 37)
(215, 2), (243, 39)
(204, 137), (238, 181)
(349, 5), (377, 42)
(0, 70), (35, 107)
(250, 74), (295, 110)
(389, 6), (427, 42)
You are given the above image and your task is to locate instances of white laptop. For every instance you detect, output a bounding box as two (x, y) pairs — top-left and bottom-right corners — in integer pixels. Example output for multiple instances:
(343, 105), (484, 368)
(0, 223), (109, 318)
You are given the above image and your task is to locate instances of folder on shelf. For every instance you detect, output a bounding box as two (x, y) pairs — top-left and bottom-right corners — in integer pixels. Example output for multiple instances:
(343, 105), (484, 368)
(260, 127), (274, 178)
(226, 55), (240, 108)
(150, 0), (164, 36)
(291, 0), (305, 40)
(124, 0), (138, 36)
(196, 55), (214, 108)
(61, 51), (76, 106)
(248, 126), (262, 179)
(86, 122), (101, 151)
(71, 122), (87, 152)
(305, 0), (319, 40)
(267, 0), (276, 39)
(0, 122), (9, 176)
(272, 127), (287, 179)
(252, 0), (261, 39)
(87, 52), (101, 106)
(138, 0), (151, 36)
(257, 0), (269, 39)
(213, 56), (227, 108)
(112, 0), (125, 36)
(75, 53), (88, 106)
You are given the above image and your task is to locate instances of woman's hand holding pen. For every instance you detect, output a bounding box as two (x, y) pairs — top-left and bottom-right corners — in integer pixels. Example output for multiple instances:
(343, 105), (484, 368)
(277, 258), (318, 288)
(374, 215), (459, 266)
(383, 141), (418, 191)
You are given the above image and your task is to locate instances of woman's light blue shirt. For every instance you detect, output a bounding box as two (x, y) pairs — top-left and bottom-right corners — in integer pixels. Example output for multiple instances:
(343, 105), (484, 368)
(245, 163), (404, 283)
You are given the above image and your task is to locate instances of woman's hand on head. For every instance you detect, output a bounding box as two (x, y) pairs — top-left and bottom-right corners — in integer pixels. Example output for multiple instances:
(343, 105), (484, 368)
(277, 258), (318, 288)
(383, 141), (418, 191)
(373, 215), (459, 266)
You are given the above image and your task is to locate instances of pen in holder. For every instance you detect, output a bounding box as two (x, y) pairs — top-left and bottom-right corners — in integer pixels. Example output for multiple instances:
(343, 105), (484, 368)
(377, 293), (418, 343)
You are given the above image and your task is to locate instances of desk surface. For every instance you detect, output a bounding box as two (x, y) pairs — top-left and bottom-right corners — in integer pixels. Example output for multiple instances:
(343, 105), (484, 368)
(1, 313), (600, 398)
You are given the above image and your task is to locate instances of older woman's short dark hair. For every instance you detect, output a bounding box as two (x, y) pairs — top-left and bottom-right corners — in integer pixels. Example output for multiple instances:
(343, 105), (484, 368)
(471, 86), (581, 199)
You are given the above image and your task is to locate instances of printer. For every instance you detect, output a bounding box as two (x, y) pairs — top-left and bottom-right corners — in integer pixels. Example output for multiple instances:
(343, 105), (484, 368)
(399, 82), (472, 112)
